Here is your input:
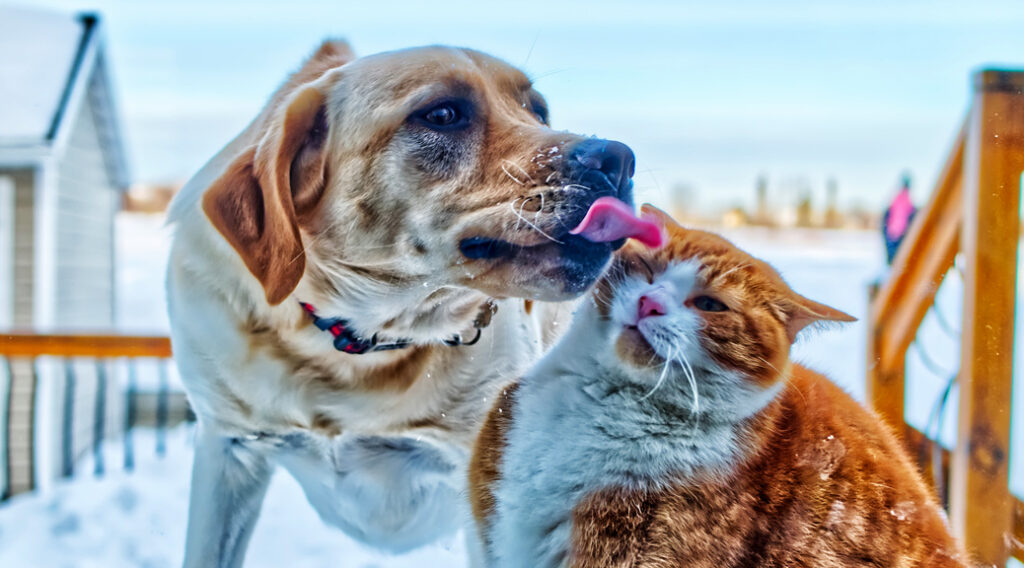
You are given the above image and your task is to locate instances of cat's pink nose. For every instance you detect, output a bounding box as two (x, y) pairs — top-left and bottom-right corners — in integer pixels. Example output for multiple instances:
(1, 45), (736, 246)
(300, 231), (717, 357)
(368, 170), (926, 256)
(638, 293), (667, 320)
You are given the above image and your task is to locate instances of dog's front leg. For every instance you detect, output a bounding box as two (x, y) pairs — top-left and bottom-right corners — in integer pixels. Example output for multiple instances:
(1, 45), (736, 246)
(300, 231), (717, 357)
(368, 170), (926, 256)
(183, 424), (273, 568)
(464, 523), (488, 568)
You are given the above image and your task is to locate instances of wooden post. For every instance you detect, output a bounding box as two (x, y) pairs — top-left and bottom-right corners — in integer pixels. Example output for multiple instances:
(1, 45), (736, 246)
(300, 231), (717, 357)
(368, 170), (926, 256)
(865, 280), (908, 428)
(866, 338), (907, 429)
(949, 69), (1024, 566)
(866, 126), (964, 432)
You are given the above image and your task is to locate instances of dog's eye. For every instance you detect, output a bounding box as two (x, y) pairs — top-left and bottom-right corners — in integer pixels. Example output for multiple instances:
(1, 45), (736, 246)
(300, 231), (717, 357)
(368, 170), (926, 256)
(414, 99), (471, 131)
(425, 105), (458, 126)
(692, 295), (728, 312)
(530, 99), (549, 125)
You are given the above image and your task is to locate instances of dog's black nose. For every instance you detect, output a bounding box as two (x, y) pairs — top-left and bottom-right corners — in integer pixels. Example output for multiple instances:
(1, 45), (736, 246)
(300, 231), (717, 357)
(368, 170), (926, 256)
(569, 139), (636, 192)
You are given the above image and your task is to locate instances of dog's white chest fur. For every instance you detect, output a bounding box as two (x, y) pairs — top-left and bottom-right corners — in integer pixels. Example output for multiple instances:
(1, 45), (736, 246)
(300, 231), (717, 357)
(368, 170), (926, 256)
(269, 430), (468, 551)
(170, 283), (549, 553)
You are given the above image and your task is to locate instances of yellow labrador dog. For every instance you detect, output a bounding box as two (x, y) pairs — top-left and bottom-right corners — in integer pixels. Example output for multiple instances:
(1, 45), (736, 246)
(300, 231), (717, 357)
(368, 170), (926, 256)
(166, 40), (638, 567)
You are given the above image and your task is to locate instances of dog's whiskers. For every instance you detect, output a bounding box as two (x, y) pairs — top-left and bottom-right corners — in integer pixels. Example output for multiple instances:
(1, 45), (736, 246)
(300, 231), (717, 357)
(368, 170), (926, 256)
(510, 197), (524, 231)
(286, 242), (309, 267)
(508, 201), (564, 245)
(518, 197), (531, 231)
(562, 183), (591, 192)
(501, 160), (534, 186)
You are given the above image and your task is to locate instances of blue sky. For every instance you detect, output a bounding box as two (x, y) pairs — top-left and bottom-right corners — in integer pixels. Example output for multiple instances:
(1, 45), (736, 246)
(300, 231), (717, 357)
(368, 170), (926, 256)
(17, 0), (1024, 212)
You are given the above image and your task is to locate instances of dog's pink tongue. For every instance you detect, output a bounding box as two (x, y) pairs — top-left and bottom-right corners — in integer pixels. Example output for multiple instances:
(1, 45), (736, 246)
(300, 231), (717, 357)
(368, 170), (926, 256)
(570, 196), (664, 248)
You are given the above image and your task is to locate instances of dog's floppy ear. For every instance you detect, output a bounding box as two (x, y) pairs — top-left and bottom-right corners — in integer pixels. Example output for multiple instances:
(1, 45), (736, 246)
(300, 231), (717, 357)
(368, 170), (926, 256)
(202, 85), (331, 305)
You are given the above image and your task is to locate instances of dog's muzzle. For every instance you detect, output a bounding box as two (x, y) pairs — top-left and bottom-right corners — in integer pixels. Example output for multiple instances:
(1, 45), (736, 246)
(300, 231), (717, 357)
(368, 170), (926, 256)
(459, 137), (638, 259)
(562, 138), (636, 206)
(548, 138), (639, 293)
(457, 137), (638, 297)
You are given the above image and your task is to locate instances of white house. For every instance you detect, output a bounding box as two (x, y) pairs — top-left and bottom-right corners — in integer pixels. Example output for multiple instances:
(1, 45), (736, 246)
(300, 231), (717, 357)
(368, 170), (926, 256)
(0, 7), (130, 498)
(0, 6), (129, 330)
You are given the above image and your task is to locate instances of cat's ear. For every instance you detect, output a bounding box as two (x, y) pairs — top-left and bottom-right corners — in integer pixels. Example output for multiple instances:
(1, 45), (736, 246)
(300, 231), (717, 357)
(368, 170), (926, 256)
(640, 203), (682, 229)
(783, 295), (857, 343)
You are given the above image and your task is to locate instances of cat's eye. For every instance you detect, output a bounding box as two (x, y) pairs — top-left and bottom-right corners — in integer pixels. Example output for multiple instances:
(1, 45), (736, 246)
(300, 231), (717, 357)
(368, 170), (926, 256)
(693, 295), (728, 312)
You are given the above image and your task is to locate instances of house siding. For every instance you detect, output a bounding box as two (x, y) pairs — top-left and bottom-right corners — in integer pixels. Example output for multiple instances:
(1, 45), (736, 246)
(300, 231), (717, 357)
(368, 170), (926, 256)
(35, 69), (120, 488)
(1, 12), (138, 499)
(0, 175), (12, 328)
(2, 167), (39, 493)
(2, 360), (35, 496)
(7, 168), (35, 328)
(3, 69), (122, 496)
(53, 71), (116, 329)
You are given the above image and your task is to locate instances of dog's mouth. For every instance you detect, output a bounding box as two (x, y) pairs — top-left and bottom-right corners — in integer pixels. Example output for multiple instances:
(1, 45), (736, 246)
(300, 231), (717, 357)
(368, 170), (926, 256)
(458, 197), (662, 261)
(458, 236), (519, 260)
(456, 233), (616, 297)
(458, 235), (614, 261)
(456, 197), (662, 298)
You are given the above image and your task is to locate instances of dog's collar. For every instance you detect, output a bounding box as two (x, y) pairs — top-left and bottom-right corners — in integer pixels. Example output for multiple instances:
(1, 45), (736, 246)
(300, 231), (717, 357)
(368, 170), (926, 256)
(299, 300), (498, 354)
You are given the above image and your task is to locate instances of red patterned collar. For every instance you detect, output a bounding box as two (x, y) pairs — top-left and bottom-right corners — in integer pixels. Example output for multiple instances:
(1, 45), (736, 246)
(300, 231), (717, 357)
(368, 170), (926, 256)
(298, 300), (496, 354)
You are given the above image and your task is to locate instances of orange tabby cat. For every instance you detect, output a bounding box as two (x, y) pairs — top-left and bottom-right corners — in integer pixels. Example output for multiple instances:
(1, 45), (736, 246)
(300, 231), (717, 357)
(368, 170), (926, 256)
(469, 205), (970, 568)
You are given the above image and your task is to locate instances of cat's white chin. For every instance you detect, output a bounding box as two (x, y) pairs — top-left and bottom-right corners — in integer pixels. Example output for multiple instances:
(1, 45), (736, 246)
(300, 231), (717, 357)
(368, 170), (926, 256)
(607, 260), (704, 366)
(614, 322), (684, 372)
(611, 325), (651, 366)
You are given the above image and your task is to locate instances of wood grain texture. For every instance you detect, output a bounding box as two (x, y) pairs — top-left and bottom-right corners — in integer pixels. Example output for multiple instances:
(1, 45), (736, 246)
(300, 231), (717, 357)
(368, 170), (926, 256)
(949, 68), (1024, 566)
(0, 333), (171, 358)
(906, 423), (1024, 564)
(867, 124), (964, 431)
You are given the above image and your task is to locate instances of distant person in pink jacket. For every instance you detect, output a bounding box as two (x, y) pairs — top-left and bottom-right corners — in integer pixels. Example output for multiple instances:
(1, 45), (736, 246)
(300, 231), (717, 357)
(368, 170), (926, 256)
(883, 174), (917, 264)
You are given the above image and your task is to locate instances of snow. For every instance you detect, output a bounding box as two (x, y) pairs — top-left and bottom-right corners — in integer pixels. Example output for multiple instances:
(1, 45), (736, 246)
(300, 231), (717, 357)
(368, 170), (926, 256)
(0, 427), (467, 567)
(0, 213), (1017, 566)
(115, 213), (172, 334)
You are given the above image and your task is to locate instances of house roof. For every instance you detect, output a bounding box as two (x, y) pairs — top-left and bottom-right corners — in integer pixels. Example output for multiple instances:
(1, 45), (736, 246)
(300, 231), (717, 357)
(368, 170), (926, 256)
(0, 7), (130, 188)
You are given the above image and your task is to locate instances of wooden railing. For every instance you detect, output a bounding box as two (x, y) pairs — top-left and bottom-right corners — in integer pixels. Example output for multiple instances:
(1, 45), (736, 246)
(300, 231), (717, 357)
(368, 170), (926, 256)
(0, 332), (190, 500)
(867, 69), (1024, 566)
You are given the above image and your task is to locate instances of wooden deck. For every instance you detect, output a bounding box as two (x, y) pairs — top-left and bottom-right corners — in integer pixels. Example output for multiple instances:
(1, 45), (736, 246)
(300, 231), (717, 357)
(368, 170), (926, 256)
(867, 69), (1024, 566)
(0, 332), (187, 498)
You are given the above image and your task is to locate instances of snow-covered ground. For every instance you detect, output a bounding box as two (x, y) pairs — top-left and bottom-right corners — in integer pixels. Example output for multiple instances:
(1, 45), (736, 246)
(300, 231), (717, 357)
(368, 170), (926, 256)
(0, 214), (1019, 567)
(0, 427), (468, 567)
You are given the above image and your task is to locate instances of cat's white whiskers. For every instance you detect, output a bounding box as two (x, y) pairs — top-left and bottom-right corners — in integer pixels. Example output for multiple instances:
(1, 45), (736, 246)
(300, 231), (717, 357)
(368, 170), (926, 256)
(641, 347), (664, 369)
(677, 350), (701, 419)
(713, 263), (750, 284)
(592, 294), (614, 311)
(756, 356), (781, 374)
(639, 347), (673, 401)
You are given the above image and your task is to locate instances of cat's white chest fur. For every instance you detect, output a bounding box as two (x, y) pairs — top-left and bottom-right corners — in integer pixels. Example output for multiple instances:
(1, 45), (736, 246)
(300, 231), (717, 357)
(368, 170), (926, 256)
(485, 262), (789, 568)
(488, 305), (745, 568)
